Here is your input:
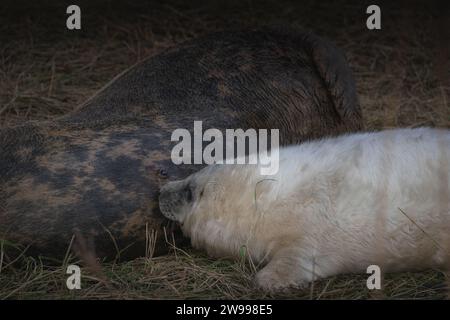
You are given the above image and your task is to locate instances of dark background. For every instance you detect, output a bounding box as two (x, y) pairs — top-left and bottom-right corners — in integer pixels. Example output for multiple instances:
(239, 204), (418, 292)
(0, 0), (448, 128)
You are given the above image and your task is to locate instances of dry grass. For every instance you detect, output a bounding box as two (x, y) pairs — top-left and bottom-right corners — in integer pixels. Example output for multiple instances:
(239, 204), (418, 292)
(0, 0), (449, 299)
(0, 243), (448, 300)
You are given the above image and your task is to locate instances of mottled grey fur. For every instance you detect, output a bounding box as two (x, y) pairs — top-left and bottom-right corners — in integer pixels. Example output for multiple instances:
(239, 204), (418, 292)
(0, 29), (362, 260)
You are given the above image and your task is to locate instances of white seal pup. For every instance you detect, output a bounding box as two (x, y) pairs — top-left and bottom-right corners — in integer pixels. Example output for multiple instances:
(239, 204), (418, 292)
(159, 128), (450, 291)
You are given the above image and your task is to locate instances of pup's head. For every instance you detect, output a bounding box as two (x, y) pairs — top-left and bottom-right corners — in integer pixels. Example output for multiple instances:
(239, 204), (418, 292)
(159, 163), (281, 259)
(159, 165), (218, 224)
(159, 164), (259, 226)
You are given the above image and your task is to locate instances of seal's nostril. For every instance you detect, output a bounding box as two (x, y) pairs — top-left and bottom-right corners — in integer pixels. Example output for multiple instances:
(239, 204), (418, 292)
(186, 187), (192, 202)
(158, 169), (168, 178)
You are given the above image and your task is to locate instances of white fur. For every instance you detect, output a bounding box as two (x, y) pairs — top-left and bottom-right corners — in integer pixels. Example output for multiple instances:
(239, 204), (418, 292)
(168, 128), (450, 290)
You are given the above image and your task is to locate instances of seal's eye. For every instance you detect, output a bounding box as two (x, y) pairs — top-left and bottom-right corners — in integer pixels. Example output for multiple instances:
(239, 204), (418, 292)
(158, 169), (168, 178)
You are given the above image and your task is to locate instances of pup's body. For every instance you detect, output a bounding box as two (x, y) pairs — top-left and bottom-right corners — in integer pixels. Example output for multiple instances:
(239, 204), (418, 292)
(159, 128), (450, 290)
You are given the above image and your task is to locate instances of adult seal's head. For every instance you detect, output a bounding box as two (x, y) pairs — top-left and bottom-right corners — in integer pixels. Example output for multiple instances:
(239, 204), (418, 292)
(0, 29), (362, 260)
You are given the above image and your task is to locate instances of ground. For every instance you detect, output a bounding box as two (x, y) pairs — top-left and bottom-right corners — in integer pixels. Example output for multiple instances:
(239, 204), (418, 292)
(0, 0), (449, 299)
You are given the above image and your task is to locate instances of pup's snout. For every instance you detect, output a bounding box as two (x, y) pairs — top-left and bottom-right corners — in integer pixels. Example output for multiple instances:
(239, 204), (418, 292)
(159, 186), (178, 221)
(159, 180), (192, 222)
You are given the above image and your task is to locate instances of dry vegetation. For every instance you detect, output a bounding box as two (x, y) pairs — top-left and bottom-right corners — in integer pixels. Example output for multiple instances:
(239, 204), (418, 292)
(1, 245), (448, 299)
(0, 0), (449, 299)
